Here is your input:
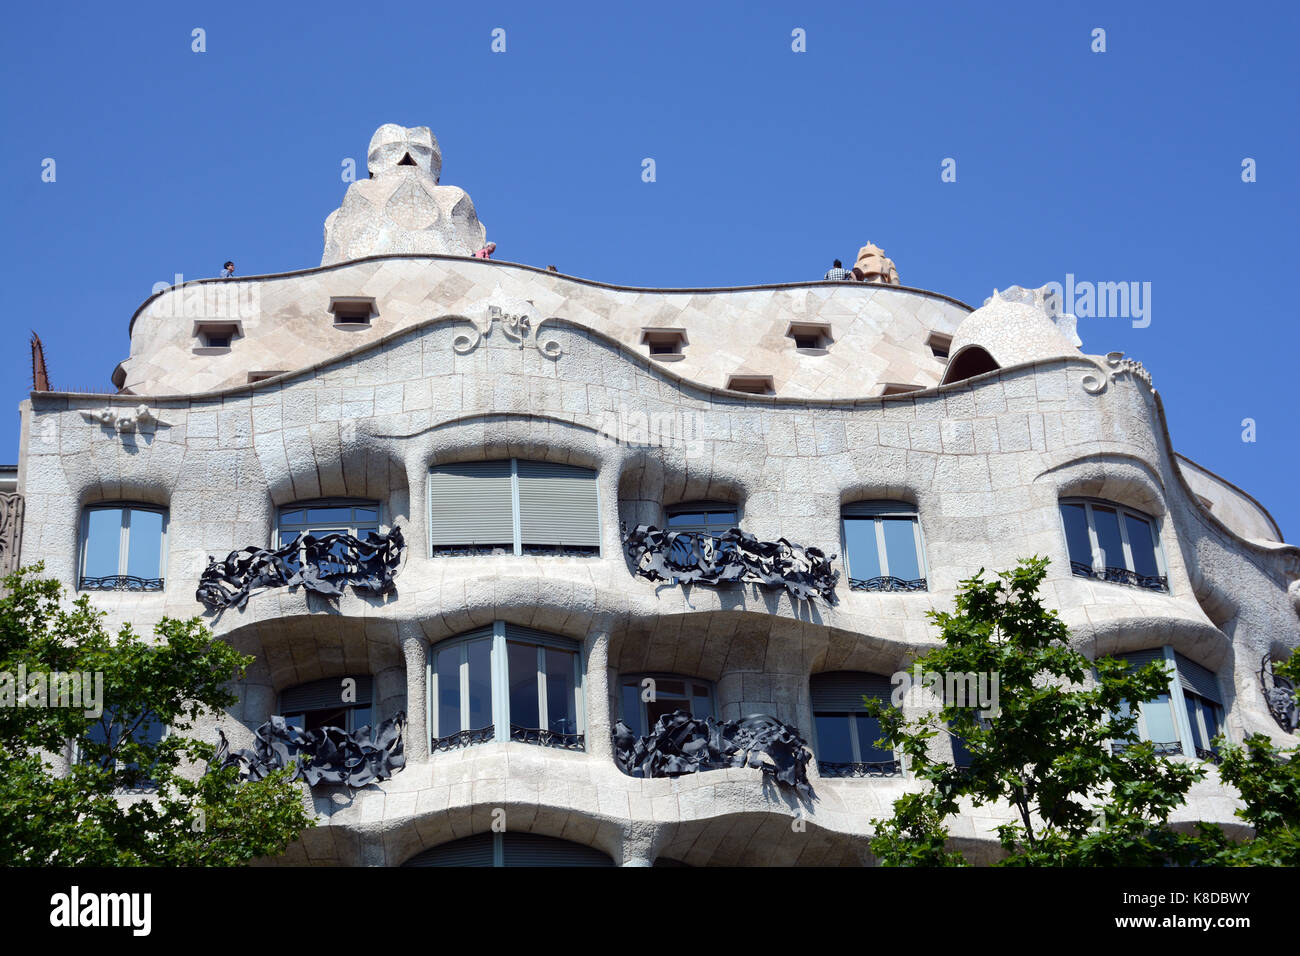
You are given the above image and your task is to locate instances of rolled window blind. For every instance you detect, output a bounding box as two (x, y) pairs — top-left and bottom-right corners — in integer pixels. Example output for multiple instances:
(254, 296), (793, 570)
(500, 832), (613, 867)
(1175, 652), (1222, 704)
(811, 672), (894, 712)
(516, 461), (599, 548)
(280, 675), (373, 713)
(428, 461), (515, 548)
(402, 832), (495, 867)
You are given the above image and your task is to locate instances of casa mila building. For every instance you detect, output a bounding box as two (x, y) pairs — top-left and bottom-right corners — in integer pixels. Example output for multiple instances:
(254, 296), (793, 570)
(9, 125), (1299, 866)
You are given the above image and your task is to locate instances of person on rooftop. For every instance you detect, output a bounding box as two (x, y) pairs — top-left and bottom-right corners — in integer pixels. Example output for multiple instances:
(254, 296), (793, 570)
(220, 260), (236, 278)
(823, 259), (850, 281)
(473, 241), (497, 259)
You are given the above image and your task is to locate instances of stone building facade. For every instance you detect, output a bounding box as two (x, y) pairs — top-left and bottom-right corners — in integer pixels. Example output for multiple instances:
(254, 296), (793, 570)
(11, 127), (1299, 866)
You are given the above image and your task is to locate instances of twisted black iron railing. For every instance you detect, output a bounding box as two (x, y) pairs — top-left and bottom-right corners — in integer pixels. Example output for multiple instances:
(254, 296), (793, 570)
(1070, 561), (1167, 592)
(79, 575), (165, 592)
(848, 575), (927, 592)
(432, 725), (495, 752)
(1112, 739), (1183, 756)
(196, 527), (405, 610)
(622, 524), (838, 604)
(817, 759), (902, 778)
(510, 724), (586, 751)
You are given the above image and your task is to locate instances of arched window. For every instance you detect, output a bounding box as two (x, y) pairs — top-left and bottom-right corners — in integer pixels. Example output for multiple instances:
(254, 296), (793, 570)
(79, 503), (167, 591)
(840, 501), (927, 591)
(662, 501), (739, 567)
(618, 673), (716, 737)
(1104, 647), (1224, 760)
(428, 624), (584, 752)
(427, 460), (600, 556)
(810, 672), (900, 776)
(1060, 498), (1167, 592)
(403, 832), (613, 867)
(278, 675), (374, 733)
(278, 499), (381, 575)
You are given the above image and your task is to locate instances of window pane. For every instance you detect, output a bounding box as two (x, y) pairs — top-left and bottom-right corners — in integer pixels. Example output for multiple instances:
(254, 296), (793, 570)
(307, 506), (354, 524)
(815, 714), (853, 763)
(84, 509), (122, 578)
(507, 643), (540, 728)
(350, 705), (372, 732)
(951, 730), (974, 767)
(842, 518), (881, 580)
(881, 518), (921, 580)
(855, 715), (892, 762)
(435, 646), (462, 737)
(666, 511), (706, 528)
(691, 687), (712, 718)
(646, 698), (679, 728)
(655, 679), (685, 699)
(621, 682), (644, 736)
(280, 509), (304, 525)
(544, 649), (577, 735)
(124, 510), (163, 579)
(707, 510), (737, 526)
(1201, 700), (1221, 745)
(353, 507), (379, 522)
(1060, 502), (1092, 569)
(1184, 696), (1205, 751)
(1092, 506), (1124, 572)
(1141, 694), (1178, 744)
(467, 640), (492, 730)
(1124, 513), (1159, 578)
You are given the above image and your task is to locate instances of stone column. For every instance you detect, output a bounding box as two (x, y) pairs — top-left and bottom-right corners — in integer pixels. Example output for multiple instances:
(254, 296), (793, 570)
(583, 623), (612, 762)
(400, 623), (429, 761)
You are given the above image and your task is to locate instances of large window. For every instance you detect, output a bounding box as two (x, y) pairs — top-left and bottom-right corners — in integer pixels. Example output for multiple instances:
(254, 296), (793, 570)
(840, 501), (927, 592)
(618, 673), (716, 737)
(1060, 499), (1167, 592)
(79, 706), (166, 786)
(1106, 647), (1225, 760)
(278, 675), (374, 733)
(278, 500), (380, 575)
(403, 832), (613, 867)
(427, 624), (584, 752)
(810, 672), (900, 777)
(663, 501), (739, 568)
(428, 460), (599, 556)
(79, 504), (167, 592)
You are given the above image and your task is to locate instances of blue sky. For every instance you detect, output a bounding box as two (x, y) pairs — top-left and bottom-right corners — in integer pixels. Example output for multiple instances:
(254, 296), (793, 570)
(2, 1), (1296, 537)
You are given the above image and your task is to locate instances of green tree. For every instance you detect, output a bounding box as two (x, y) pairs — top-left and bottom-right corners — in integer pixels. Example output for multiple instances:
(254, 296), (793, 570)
(0, 565), (314, 865)
(865, 557), (1205, 866)
(1189, 655), (1300, 866)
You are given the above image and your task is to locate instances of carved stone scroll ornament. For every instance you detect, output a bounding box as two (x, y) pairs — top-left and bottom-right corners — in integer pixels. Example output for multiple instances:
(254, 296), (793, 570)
(1081, 351), (1155, 396)
(621, 523), (839, 604)
(1261, 657), (1299, 733)
(196, 527), (405, 611)
(452, 297), (562, 359)
(613, 711), (813, 795)
(214, 713), (406, 788)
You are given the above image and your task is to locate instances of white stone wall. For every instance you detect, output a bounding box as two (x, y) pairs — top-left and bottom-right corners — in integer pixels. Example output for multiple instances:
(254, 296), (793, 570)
(18, 296), (1299, 865)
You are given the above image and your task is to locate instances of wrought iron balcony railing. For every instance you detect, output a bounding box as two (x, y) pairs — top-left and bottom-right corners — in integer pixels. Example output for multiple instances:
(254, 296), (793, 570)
(817, 759), (903, 778)
(431, 725), (495, 752)
(1070, 561), (1167, 592)
(621, 524), (838, 604)
(848, 575), (927, 592)
(1112, 739), (1183, 756)
(79, 575), (164, 592)
(509, 725), (586, 751)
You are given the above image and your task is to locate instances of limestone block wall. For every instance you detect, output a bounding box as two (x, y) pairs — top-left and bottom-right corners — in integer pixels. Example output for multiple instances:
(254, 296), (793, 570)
(119, 257), (970, 399)
(16, 306), (1299, 865)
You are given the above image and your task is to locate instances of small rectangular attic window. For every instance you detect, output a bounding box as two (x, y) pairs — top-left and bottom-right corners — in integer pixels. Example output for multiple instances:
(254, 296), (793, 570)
(192, 320), (243, 354)
(726, 375), (775, 395)
(927, 332), (953, 361)
(786, 321), (833, 353)
(640, 327), (688, 360)
(329, 296), (377, 328)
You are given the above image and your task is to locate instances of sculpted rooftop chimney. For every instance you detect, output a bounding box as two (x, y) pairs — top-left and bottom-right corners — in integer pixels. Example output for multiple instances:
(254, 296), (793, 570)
(321, 123), (487, 264)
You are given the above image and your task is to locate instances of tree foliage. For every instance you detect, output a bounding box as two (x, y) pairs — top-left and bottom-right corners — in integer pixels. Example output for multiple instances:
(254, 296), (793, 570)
(0, 565), (314, 865)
